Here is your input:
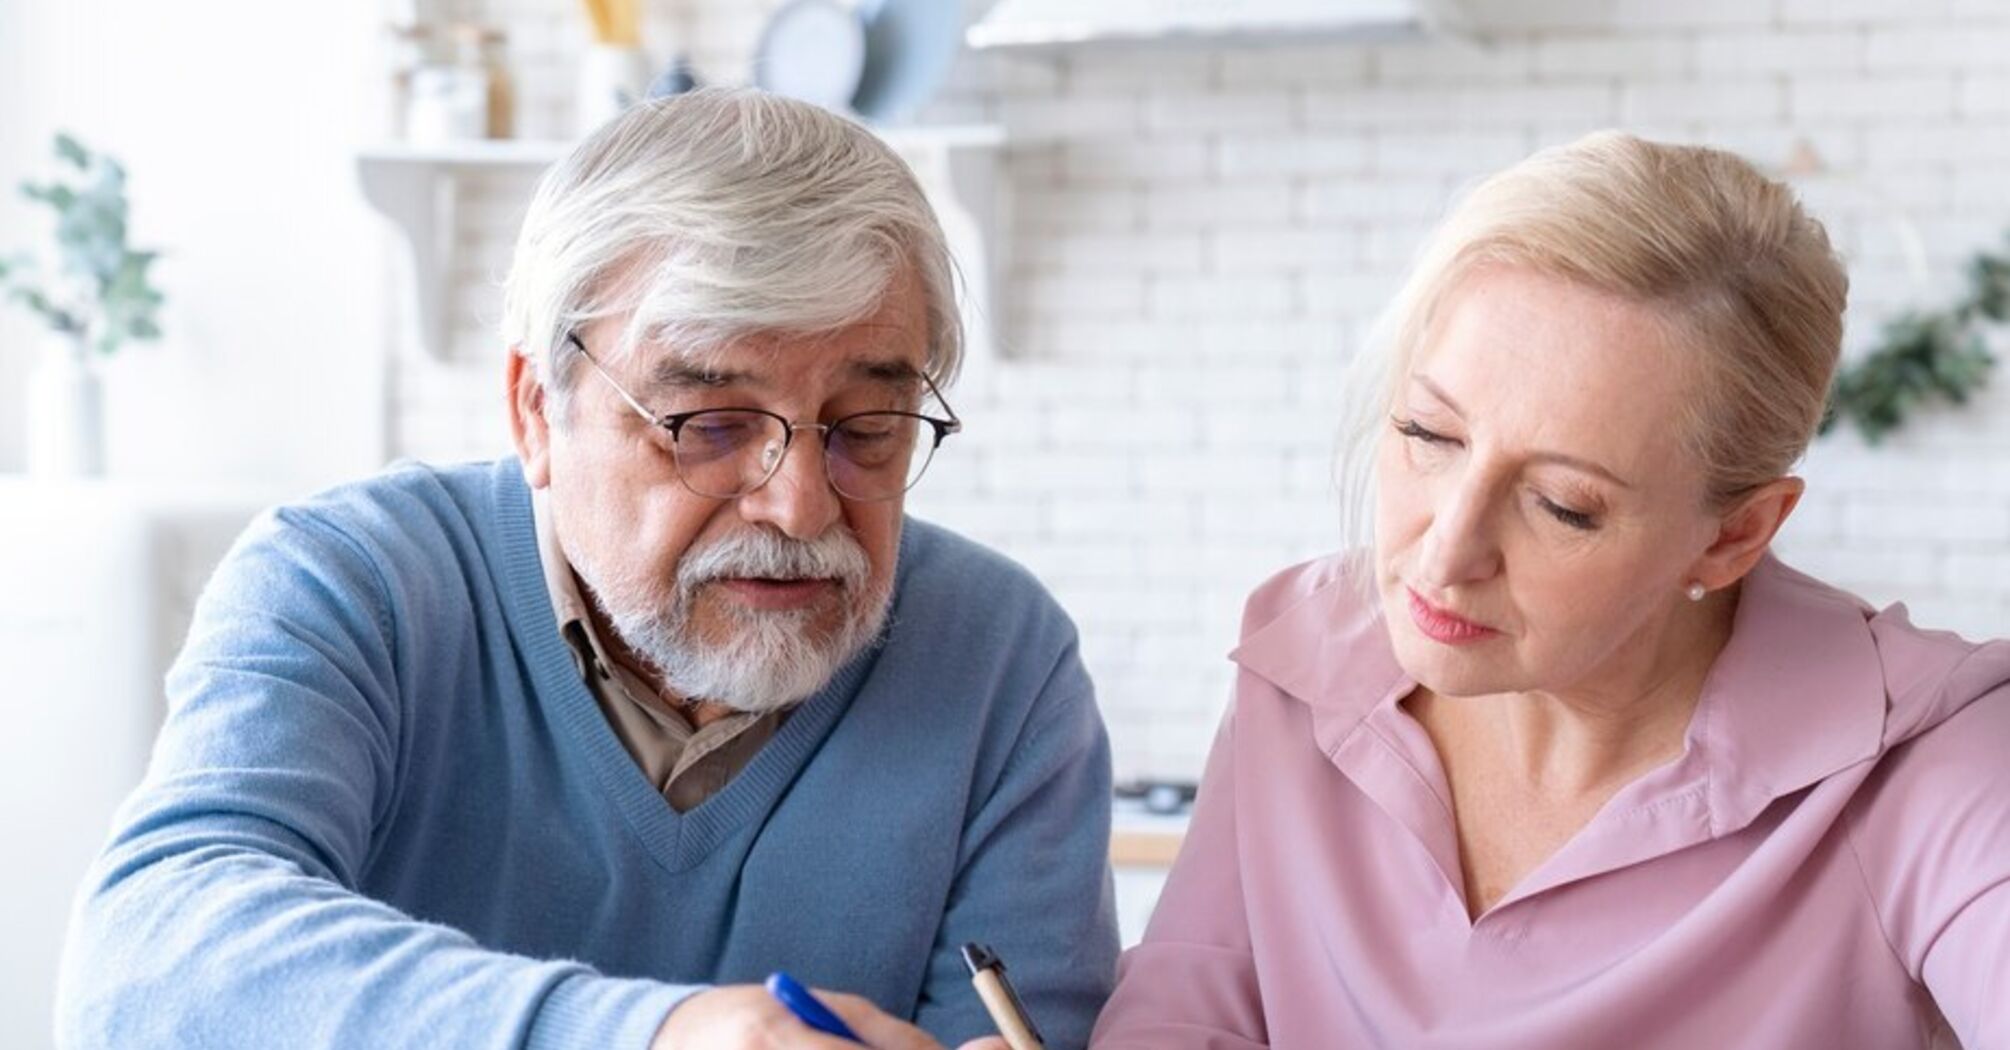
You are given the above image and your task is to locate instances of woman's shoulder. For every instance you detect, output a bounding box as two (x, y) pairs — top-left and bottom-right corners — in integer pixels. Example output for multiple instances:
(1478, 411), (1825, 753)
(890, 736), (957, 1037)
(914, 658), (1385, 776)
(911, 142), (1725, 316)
(1856, 624), (2010, 800)
(1742, 556), (2006, 750)
(1708, 560), (2009, 972)
(1843, 657), (2010, 957)
(1842, 596), (2010, 891)
(1863, 599), (2010, 744)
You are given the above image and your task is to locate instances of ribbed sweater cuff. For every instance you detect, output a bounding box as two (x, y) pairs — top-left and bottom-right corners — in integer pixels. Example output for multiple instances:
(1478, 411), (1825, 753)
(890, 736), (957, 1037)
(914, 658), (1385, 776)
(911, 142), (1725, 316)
(526, 972), (705, 1050)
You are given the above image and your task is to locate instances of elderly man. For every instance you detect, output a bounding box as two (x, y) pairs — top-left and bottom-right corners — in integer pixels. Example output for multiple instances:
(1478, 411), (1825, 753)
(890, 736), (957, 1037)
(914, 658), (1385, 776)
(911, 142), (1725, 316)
(56, 89), (1118, 1049)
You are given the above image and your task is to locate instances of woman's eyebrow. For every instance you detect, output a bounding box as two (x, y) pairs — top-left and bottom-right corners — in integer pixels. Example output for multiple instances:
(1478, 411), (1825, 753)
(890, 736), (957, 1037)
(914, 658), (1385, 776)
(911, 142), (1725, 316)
(1530, 451), (1635, 490)
(1411, 373), (1635, 489)
(1411, 374), (1465, 417)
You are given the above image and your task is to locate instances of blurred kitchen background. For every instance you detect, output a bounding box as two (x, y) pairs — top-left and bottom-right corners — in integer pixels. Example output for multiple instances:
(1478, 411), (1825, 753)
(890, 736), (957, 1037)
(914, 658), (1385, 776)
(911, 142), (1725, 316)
(4, 0), (2010, 1043)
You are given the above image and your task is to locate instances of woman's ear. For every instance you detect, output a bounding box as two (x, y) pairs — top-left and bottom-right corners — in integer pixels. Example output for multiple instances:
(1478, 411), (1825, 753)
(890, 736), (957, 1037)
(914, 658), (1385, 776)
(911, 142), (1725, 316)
(1691, 476), (1804, 590)
(506, 351), (553, 489)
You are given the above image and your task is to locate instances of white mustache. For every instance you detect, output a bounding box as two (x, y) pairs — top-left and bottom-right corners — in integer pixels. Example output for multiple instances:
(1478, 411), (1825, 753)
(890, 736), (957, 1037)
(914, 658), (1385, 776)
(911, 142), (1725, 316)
(676, 527), (871, 589)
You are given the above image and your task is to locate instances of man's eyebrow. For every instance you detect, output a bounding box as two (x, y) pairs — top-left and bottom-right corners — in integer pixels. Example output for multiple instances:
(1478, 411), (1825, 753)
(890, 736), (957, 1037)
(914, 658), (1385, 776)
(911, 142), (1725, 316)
(646, 360), (762, 391)
(852, 358), (925, 386)
(642, 356), (923, 393)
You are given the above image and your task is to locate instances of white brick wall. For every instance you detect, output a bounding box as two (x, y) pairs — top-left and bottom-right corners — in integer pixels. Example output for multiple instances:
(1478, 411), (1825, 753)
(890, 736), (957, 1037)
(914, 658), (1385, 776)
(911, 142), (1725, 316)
(397, 0), (2010, 779)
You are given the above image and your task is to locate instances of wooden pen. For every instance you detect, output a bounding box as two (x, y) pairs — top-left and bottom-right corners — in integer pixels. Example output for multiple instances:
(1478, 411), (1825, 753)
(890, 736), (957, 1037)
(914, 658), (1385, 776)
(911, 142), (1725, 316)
(961, 942), (1045, 1050)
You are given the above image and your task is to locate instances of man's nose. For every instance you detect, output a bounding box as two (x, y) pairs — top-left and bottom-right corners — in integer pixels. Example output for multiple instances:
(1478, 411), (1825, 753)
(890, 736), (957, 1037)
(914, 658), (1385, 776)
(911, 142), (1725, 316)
(734, 431), (843, 541)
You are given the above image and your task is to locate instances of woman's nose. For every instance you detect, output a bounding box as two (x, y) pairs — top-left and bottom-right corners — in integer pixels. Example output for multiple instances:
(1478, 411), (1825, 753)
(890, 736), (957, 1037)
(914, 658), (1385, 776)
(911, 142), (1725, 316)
(1415, 476), (1502, 589)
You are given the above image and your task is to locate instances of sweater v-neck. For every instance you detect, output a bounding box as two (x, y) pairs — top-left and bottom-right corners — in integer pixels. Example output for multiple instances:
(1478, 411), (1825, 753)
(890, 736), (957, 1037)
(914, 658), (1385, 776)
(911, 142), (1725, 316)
(487, 463), (879, 873)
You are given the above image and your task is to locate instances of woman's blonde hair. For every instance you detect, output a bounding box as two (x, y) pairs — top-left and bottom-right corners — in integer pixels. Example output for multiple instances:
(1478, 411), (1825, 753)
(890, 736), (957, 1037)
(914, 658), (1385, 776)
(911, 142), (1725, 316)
(1335, 130), (1849, 560)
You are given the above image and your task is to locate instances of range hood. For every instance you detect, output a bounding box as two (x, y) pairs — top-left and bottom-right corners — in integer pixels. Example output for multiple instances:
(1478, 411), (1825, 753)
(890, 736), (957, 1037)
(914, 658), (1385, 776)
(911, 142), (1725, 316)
(966, 0), (1470, 50)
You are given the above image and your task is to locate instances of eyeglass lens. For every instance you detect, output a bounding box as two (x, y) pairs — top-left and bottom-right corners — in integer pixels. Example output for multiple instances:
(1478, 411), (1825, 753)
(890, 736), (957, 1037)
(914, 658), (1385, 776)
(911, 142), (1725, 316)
(671, 410), (937, 500)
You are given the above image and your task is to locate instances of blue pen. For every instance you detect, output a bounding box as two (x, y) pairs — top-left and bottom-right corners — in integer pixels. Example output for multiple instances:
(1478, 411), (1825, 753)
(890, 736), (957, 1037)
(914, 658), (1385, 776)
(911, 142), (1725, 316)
(766, 971), (864, 1044)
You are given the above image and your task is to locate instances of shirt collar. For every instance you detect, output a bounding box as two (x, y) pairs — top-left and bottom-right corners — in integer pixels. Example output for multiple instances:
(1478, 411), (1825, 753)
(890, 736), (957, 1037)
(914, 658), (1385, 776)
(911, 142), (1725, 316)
(1229, 553), (1888, 836)
(1226, 560), (1408, 760)
(1682, 554), (1886, 831)
(531, 487), (622, 685)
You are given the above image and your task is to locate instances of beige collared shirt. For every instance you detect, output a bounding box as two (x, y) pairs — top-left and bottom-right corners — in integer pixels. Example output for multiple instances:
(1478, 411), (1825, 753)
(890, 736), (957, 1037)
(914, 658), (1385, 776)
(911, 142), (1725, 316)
(532, 490), (780, 812)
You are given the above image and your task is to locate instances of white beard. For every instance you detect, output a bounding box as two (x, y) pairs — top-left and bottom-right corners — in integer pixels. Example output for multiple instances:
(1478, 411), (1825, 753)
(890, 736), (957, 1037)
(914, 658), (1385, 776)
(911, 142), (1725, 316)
(575, 525), (890, 713)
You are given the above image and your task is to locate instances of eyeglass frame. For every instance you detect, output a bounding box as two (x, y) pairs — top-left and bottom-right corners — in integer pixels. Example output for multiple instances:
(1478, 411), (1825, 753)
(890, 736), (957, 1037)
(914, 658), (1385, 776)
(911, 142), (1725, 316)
(563, 331), (963, 502)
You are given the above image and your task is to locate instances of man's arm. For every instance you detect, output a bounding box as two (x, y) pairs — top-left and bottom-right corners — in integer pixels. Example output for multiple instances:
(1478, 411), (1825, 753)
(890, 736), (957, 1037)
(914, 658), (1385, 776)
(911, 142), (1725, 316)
(912, 636), (1120, 1050)
(54, 507), (696, 1049)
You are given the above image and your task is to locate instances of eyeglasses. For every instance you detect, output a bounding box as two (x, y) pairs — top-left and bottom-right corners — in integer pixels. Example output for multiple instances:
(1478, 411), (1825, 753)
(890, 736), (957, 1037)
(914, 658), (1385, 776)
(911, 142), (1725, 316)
(565, 333), (962, 502)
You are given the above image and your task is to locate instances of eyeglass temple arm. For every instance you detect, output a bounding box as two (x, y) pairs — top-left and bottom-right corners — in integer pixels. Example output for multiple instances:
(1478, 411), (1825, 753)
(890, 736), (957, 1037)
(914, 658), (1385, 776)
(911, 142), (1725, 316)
(566, 333), (663, 426)
(920, 371), (963, 433)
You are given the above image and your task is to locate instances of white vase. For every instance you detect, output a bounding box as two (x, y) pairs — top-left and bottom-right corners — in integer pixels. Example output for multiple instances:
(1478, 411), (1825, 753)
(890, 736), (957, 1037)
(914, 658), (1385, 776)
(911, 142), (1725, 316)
(576, 43), (653, 135)
(26, 338), (105, 479)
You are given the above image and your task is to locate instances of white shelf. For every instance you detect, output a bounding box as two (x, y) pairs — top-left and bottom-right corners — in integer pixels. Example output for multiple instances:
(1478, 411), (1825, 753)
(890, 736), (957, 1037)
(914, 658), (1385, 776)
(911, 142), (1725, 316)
(356, 125), (1008, 363)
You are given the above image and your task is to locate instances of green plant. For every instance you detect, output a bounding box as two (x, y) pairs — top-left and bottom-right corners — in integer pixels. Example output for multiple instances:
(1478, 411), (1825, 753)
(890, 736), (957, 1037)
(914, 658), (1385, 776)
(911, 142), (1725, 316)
(0, 132), (165, 356)
(1822, 235), (2009, 444)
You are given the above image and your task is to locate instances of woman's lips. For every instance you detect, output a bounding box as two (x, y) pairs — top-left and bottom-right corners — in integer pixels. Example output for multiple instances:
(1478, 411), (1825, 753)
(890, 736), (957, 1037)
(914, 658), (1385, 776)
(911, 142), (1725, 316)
(716, 577), (836, 611)
(1407, 587), (1499, 645)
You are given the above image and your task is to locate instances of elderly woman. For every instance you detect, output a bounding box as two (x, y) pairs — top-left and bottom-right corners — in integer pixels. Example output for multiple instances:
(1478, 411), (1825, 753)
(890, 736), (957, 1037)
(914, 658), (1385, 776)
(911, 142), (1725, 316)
(1092, 133), (2010, 1049)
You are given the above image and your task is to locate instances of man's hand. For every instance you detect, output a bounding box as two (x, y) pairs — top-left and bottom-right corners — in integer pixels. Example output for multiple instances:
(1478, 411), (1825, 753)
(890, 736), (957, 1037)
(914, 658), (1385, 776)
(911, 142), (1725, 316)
(651, 984), (1011, 1050)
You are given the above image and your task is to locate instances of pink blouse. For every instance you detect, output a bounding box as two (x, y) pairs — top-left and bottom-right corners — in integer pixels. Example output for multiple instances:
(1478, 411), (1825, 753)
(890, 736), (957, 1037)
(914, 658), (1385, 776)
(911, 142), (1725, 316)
(1093, 555), (2010, 1049)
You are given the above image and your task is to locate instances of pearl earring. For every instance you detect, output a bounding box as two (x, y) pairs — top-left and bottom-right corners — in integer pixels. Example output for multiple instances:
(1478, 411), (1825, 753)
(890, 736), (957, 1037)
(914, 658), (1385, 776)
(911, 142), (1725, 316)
(1686, 582), (1707, 602)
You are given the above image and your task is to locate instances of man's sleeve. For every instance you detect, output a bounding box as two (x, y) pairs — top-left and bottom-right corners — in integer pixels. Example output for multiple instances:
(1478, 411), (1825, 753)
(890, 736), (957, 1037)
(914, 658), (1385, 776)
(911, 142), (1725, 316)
(912, 635), (1119, 1049)
(1090, 706), (1268, 1049)
(54, 507), (698, 1050)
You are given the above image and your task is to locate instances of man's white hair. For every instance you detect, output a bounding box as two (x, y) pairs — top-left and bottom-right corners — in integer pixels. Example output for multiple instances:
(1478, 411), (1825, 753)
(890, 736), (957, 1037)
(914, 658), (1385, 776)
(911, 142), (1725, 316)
(501, 87), (963, 411)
